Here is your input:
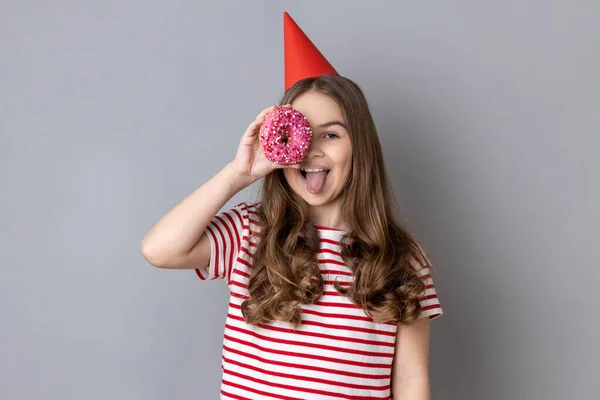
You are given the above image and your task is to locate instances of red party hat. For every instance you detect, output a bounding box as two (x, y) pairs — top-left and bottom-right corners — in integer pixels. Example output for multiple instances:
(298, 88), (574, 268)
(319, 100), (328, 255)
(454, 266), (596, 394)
(284, 12), (338, 91)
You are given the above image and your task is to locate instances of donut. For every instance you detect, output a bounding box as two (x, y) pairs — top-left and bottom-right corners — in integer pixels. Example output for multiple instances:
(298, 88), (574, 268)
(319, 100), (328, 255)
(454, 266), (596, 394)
(259, 106), (312, 165)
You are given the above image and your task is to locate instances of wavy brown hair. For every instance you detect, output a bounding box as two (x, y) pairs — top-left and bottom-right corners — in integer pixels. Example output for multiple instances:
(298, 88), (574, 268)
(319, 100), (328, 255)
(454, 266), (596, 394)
(240, 74), (427, 329)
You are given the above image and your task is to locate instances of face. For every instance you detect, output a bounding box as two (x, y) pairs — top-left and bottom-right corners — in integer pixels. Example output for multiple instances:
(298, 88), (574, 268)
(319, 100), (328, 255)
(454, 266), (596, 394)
(282, 90), (353, 208)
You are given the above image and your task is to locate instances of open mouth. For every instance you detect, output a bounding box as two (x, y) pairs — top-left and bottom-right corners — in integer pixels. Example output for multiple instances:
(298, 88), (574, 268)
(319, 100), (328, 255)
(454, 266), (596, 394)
(298, 168), (331, 194)
(299, 168), (330, 178)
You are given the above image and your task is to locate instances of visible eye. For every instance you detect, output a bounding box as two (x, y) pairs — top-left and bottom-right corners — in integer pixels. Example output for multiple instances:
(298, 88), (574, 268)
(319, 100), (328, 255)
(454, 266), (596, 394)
(323, 132), (339, 139)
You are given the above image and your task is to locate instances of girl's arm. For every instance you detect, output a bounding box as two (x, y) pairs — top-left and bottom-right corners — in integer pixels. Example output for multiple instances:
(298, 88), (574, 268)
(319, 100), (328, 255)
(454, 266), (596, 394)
(141, 105), (298, 270)
(141, 163), (251, 269)
(391, 317), (432, 399)
(140, 105), (271, 269)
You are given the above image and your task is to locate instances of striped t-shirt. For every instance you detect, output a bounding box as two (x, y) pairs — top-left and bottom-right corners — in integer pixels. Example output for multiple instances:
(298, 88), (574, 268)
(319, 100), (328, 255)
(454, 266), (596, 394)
(195, 202), (442, 400)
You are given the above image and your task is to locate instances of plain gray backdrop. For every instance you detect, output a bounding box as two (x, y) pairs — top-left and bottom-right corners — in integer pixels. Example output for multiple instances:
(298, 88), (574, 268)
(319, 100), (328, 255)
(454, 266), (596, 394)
(1, 1), (598, 399)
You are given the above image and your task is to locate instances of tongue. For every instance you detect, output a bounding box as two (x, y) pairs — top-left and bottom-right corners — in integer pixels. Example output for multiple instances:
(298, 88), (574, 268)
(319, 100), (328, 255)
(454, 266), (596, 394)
(306, 171), (328, 194)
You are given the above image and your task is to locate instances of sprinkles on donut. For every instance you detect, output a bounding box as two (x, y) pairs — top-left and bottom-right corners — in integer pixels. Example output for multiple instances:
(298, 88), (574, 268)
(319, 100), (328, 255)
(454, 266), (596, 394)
(259, 106), (312, 165)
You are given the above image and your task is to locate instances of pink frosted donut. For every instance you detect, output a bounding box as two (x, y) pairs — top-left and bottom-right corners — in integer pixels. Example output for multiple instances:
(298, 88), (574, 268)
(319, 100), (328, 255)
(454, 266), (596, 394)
(259, 106), (312, 165)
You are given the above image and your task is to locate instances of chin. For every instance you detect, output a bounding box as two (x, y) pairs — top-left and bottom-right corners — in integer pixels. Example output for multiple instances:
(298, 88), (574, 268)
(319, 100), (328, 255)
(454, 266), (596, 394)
(292, 184), (343, 207)
(299, 194), (332, 206)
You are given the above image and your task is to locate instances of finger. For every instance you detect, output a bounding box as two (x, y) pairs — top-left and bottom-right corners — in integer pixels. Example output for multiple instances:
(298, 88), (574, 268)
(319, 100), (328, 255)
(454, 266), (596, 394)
(242, 118), (264, 139)
(255, 105), (277, 120)
(274, 162), (300, 170)
(247, 106), (277, 137)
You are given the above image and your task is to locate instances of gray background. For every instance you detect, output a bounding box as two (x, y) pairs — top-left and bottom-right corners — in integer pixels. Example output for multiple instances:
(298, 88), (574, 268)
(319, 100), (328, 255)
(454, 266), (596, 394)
(1, 1), (598, 399)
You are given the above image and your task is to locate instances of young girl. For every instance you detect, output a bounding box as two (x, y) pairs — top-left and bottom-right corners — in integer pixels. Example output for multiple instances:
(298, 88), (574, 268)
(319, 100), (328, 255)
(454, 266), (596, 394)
(141, 74), (442, 399)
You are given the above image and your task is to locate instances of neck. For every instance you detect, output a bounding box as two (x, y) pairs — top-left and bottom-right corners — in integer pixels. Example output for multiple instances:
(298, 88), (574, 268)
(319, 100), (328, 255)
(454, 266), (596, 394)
(307, 198), (347, 230)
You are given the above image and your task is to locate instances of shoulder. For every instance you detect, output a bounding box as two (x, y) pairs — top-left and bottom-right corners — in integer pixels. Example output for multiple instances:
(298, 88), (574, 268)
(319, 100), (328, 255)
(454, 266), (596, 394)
(232, 201), (261, 211)
(232, 202), (261, 218)
(230, 201), (262, 234)
(406, 236), (433, 273)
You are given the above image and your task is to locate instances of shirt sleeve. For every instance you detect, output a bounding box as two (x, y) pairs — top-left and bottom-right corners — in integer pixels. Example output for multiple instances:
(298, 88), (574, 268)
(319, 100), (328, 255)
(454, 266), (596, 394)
(194, 202), (250, 284)
(407, 239), (443, 320)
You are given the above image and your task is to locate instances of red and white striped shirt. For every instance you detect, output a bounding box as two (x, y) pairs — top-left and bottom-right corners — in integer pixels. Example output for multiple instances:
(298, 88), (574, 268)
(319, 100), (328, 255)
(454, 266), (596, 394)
(195, 202), (442, 400)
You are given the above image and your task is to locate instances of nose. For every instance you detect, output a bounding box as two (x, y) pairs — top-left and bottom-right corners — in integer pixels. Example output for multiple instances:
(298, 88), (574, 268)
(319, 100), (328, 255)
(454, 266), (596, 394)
(306, 136), (324, 158)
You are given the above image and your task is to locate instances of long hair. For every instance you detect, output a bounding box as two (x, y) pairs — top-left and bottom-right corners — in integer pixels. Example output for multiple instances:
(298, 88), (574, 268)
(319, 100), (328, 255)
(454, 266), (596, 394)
(240, 74), (426, 329)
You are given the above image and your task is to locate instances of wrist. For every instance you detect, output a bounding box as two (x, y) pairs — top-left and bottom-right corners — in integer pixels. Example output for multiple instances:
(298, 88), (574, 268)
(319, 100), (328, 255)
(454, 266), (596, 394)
(224, 163), (254, 191)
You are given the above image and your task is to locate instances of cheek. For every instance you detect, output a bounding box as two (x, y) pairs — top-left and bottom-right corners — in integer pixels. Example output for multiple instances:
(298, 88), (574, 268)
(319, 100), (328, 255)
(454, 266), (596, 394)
(333, 157), (352, 186)
(331, 144), (352, 169)
(283, 169), (303, 192)
(341, 162), (352, 183)
(339, 151), (352, 176)
(282, 169), (295, 184)
(342, 155), (353, 182)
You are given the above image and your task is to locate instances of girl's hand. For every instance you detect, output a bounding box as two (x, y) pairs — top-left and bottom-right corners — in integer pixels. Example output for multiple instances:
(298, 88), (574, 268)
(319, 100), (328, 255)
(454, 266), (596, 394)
(228, 104), (299, 183)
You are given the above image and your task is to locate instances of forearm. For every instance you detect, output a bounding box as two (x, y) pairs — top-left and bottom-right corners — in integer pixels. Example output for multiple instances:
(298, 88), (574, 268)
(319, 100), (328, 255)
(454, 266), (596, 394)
(141, 163), (251, 262)
(392, 375), (430, 400)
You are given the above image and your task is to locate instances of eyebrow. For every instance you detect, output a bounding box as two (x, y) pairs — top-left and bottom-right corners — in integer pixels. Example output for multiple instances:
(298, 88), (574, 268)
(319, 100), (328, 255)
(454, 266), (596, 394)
(317, 120), (347, 130)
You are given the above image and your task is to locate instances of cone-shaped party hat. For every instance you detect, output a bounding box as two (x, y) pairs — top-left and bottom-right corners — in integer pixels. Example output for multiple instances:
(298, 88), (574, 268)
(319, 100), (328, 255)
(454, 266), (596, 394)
(284, 12), (338, 91)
